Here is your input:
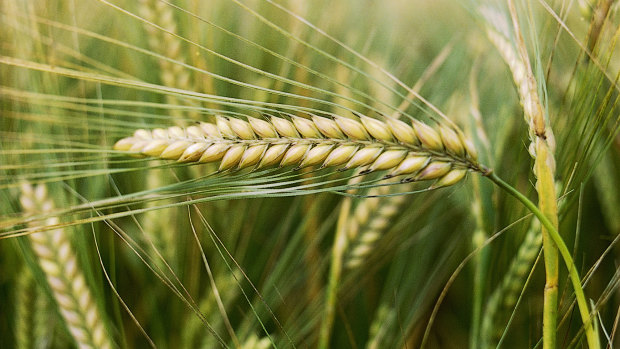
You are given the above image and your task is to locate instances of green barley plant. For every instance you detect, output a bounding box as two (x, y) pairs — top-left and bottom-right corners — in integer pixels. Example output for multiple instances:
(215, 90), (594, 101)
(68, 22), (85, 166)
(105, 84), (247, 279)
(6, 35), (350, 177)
(1, 0), (619, 348)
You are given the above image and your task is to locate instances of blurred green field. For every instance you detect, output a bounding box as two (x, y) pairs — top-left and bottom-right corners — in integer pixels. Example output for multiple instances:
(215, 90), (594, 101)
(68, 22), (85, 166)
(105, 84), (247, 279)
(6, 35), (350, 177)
(1, 0), (619, 348)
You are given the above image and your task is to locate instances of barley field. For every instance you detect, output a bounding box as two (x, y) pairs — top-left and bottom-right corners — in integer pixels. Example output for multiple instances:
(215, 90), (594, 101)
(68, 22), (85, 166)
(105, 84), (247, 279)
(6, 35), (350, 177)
(1, 0), (619, 348)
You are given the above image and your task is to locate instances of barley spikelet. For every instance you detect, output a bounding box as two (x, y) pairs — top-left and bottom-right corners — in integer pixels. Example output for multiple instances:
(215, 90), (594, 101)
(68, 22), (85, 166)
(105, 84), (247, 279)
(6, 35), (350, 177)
(480, 218), (542, 348)
(344, 183), (408, 269)
(19, 183), (114, 349)
(115, 115), (481, 186)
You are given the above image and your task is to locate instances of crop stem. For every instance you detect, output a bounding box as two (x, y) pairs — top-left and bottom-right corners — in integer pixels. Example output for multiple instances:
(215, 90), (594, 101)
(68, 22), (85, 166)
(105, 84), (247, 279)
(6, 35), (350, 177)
(486, 172), (600, 349)
(534, 140), (559, 349)
(318, 194), (353, 349)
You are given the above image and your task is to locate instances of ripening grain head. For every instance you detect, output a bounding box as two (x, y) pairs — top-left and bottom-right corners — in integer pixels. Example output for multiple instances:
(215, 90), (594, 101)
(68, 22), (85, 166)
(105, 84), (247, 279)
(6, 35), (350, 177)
(115, 114), (481, 187)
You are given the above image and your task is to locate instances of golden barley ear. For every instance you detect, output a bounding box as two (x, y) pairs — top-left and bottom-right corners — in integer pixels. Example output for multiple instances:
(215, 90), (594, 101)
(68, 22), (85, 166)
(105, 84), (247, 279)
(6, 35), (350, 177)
(114, 114), (482, 188)
(19, 183), (115, 349)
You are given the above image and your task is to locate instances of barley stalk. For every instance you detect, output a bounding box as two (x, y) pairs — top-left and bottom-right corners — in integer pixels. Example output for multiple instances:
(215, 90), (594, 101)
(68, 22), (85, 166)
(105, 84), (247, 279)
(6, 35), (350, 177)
(483, 181), (565, 347)
(115, 114), (482, 186)
(19, 183), (114, 349)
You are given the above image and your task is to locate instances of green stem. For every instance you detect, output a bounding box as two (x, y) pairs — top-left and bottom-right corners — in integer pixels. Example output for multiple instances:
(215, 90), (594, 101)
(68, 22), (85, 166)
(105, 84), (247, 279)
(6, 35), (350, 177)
(318, 196), (352, 349)
(534, 141), (560, 349)
(486, 172), (600, 349)
(542, 230), (559, 349)
(470, 174), (493, 348)
(470, 230), (487, 349)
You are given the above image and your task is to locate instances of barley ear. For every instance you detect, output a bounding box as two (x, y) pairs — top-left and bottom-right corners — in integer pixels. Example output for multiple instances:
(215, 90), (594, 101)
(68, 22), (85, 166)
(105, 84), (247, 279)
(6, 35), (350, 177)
(114, 114), (482, 186)
(20, 183), (114, 349)
(344, 184), (407, 269)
